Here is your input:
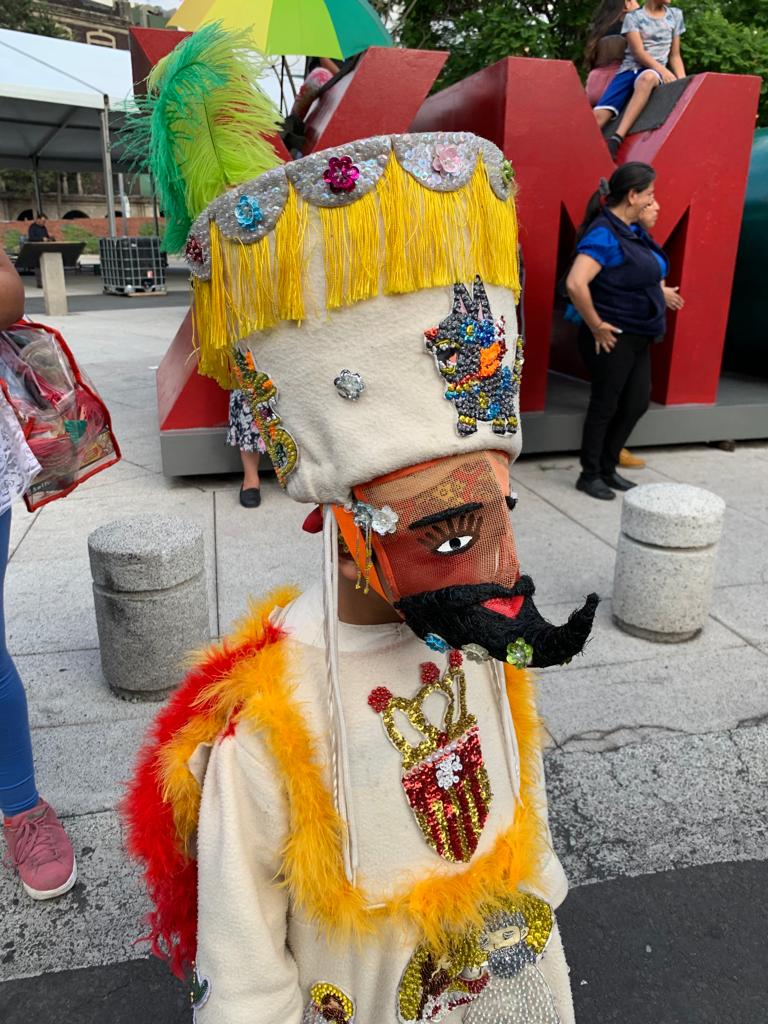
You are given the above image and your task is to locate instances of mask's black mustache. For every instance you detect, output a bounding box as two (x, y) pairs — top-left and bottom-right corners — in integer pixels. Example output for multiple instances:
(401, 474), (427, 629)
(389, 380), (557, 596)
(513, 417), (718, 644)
(395, 575), (600, 668)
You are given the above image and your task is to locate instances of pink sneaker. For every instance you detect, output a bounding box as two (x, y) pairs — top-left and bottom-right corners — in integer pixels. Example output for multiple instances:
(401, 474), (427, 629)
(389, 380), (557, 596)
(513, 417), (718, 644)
(3, 799), (77, 900)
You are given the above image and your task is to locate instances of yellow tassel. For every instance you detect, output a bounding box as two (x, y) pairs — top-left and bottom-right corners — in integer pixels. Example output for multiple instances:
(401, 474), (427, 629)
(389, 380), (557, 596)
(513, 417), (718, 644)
(319, 190), (382, 308)
(468, 158), (521, 298)
(379, 154), (410, 294)
(230, 234), (276, 336)
(345, 189), (381, 304)
(194, 155), (520, 378)
(275, 185), (308, 321)
(195, 222), (234, 386)
(319, 205), (348, 309)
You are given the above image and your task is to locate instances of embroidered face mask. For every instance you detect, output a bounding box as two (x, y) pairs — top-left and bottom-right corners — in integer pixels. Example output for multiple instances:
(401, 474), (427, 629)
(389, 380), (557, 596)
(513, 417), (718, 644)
(352, 451), (599, 667)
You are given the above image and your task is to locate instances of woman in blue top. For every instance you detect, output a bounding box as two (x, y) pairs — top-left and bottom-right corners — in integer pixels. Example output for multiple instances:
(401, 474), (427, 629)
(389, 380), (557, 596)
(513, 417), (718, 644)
(566, 162), (665, 500)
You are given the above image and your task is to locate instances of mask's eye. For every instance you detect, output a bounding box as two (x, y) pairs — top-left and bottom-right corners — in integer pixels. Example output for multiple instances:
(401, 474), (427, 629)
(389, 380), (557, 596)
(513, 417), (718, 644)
(435, 535), (474, 555)
(416, 510), (483, 557)
(506, 492), (518, 512)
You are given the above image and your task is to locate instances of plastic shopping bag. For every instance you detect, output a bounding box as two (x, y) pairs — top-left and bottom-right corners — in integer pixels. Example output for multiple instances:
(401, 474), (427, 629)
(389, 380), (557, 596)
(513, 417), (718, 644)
(0, 320), (121, 510)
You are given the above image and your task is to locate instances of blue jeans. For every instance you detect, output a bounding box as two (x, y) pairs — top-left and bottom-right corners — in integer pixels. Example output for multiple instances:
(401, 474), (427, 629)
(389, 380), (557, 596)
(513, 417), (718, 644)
(0, 508), (39, 817)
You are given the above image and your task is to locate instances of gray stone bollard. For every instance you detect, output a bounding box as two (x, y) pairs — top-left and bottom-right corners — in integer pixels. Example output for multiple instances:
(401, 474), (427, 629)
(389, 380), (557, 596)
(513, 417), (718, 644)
(88, 514), (210, 700)
(612, 483), (725, 642)
(40, 251), (68, 316)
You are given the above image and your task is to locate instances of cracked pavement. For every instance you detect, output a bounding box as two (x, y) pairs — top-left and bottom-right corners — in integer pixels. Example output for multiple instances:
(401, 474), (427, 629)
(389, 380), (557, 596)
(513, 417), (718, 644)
(1, 302), (767, 1022)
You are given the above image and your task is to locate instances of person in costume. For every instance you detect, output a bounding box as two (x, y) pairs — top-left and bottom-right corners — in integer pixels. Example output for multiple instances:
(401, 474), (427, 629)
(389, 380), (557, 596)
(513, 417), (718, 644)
(124, 26), (599, 1024)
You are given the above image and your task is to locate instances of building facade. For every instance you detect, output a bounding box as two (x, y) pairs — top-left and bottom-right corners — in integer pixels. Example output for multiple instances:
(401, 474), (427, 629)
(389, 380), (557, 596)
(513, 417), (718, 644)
(38, 0), (170, 51)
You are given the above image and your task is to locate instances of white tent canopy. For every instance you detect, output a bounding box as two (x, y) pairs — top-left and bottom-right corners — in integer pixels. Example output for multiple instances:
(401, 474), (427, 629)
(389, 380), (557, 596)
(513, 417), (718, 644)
(0, 27), (304, 230)
(0, 28), (134, 173)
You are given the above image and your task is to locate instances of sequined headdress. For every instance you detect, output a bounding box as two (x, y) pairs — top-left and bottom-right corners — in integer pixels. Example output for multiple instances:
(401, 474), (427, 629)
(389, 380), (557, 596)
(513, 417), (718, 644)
(186, 131), (523, 504)
(126, 23), (524, 505)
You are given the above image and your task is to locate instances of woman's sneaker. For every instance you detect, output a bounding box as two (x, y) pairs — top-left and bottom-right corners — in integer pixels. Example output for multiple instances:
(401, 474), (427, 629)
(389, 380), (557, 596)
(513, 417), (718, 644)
(3, 799), (77, 900)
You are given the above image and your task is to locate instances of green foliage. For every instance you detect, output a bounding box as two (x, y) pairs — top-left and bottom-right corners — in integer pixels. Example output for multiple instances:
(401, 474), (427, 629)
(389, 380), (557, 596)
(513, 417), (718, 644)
(0, 0), (66, 36)
(137, 221), (161, 237)
(398, 0), (768, 123)
(683, 2), (768, 124)
(61, 224), (99, 254)
(0, 169), (57, 197)
(4, 229), (21, 253)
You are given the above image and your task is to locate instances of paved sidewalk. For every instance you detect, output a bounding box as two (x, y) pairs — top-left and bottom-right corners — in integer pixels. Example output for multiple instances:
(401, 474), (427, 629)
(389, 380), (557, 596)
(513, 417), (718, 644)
(0, 305), (766, 1022)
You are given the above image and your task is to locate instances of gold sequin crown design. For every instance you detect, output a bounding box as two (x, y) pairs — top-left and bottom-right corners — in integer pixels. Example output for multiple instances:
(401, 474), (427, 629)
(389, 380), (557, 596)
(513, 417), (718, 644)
(368, 661), (475, 772)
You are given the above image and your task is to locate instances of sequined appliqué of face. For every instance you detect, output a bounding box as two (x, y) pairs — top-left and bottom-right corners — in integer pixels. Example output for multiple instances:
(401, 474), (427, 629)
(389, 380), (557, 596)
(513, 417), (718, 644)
(397, 893), (557, 1024)
(425, 276), (524, 438)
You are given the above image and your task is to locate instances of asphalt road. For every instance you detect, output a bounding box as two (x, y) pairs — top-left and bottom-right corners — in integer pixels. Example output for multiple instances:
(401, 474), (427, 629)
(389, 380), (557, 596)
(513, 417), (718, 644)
(2, 860), (765, 1024)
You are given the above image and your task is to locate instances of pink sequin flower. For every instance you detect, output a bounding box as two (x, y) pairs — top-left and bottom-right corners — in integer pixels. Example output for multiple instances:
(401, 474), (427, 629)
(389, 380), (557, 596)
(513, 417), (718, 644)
(324, 155), (360, 194)
(432, 143), (462, 176)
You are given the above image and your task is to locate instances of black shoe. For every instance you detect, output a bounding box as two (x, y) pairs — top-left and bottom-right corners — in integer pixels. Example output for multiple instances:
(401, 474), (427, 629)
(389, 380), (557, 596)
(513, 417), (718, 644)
(576, 475), (616, 500)
(601, 471), (636, 491)
(239, 486), (261, 508)
(607, 133), (624, 159)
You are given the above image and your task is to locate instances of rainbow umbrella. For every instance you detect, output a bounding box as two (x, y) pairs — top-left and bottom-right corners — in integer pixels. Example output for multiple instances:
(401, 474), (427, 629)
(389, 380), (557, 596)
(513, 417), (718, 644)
(168, 0), (392, 60)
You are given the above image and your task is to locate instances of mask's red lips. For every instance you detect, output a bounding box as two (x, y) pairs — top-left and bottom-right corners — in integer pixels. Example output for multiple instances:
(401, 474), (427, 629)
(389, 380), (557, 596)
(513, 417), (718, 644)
(482, 596), (524, 619)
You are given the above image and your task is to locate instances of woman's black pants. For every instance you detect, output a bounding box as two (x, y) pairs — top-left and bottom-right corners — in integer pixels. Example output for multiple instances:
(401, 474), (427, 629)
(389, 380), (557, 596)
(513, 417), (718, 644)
(577, 325), (653, 479)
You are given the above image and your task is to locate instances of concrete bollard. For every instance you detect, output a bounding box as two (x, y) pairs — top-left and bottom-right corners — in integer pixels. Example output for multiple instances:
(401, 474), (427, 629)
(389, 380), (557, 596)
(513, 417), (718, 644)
(40, 252), (68, 316)
(613, 483), (725, 642)
(88, 514), (210, 700)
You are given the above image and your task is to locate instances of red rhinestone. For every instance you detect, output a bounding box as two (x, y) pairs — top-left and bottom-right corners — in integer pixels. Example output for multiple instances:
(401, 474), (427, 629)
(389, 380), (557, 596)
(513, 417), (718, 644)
(368, 686), (392, 713)
(449, 650), (463, 668)
(420, 662), (440, 685)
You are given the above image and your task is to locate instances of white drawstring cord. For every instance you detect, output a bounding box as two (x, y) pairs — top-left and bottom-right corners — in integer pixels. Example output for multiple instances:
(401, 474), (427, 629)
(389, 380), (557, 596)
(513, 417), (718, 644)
(322, 505), (359, 884)
(492, 659), (521, 804)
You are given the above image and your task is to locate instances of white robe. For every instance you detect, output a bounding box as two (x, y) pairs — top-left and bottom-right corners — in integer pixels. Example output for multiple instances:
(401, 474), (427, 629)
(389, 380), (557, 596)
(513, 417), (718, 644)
(193, 584), (575, 1024)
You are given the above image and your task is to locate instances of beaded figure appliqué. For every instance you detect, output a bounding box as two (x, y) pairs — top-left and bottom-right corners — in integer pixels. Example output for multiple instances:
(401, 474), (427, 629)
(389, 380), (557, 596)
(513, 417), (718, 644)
(233, 350), (298, 484)
(302, 982), (356, 1023)
(425, 276), (524, 438)
(397, 893), (559, 1024)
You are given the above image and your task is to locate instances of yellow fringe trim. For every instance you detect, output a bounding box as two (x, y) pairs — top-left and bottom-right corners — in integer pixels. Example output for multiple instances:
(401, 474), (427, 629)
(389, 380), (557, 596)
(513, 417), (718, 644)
(275, 184), (308, 322)
(190, 155), (520, 387)
(158, 596), (547, 953)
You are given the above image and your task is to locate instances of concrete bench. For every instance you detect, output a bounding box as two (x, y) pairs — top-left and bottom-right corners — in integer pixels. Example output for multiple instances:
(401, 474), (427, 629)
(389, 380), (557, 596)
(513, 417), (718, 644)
(88, 514), (210, 700)
(612, 483), (725, 642)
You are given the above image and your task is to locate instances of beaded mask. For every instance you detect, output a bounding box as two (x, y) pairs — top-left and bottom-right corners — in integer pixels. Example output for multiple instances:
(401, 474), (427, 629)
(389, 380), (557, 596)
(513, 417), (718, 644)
(350, 452), (598, 668)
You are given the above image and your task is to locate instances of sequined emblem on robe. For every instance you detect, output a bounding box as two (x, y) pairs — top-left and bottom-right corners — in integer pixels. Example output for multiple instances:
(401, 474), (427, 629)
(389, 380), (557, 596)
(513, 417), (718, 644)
(368, 653), (492, 862)
(397, 893), (558, 1024)
(302, 982), (355, 1023)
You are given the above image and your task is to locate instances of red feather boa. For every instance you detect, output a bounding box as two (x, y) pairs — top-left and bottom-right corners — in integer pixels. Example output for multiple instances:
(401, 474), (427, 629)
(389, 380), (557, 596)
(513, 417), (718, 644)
(121, 620), (285, 978)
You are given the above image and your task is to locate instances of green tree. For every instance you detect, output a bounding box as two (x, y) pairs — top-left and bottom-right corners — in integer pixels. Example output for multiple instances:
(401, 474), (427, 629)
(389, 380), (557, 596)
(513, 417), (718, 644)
(683, 2), (768, 123)
(0, 0), (66, 36)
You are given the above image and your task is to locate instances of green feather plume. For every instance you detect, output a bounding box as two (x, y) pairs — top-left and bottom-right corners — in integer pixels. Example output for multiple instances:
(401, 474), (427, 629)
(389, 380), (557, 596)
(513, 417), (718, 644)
(122, 22), (283, 253)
